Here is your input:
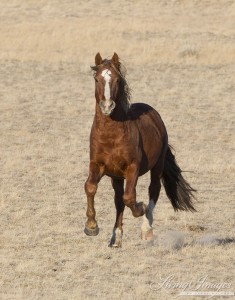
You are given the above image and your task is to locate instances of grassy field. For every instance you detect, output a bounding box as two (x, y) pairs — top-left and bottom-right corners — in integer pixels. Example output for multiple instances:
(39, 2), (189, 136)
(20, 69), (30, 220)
(0, 1), (234, 299)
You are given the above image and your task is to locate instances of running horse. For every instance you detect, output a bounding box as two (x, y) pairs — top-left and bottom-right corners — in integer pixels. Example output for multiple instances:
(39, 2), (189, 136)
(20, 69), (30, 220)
(84, 52), (196, 247)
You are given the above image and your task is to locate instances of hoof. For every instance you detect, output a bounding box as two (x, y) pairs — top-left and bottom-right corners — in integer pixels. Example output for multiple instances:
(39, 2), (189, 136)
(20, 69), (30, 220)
(84, 225), (99, 236)
(141, 229), (153, 241)
(109, 240), (122, 248)
(139, 202), (147, 216)
(133, 202), (147, 217)
(109, 228), (122, 248)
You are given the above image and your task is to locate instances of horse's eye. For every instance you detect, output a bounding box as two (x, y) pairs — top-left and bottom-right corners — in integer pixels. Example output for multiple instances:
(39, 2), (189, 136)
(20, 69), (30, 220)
(95, 78), (98, 82)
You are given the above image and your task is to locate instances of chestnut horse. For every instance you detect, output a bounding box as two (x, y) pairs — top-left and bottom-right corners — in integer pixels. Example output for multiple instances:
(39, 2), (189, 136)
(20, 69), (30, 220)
(84, 52), (196, 247)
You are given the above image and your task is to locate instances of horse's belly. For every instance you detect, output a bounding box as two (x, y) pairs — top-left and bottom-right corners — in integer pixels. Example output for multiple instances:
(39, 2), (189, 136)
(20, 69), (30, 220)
(138, 121), (167, 174)
(139, 141), (163, 175)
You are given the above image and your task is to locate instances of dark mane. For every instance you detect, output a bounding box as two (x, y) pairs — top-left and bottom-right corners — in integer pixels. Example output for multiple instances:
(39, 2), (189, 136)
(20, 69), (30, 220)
(91, 58), (131, 113)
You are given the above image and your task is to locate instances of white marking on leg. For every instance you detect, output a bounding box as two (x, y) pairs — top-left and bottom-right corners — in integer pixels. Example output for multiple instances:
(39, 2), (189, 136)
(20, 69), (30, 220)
(101, 69), (111, 100)
(110, 227), (122, 247)
(141, 199), (155, 239)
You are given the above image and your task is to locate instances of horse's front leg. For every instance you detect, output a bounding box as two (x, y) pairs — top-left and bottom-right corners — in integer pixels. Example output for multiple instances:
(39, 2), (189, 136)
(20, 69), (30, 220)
(84, 162), (104, 236)
(123, 163), (146, 217)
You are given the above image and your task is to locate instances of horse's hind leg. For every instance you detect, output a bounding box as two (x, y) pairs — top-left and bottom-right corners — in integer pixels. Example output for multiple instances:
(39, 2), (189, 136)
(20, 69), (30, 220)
(141, 166), (161, 240)
(109, 178), (125, 248)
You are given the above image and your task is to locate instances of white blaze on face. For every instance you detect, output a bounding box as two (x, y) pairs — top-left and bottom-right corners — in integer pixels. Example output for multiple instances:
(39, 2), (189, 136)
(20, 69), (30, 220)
(101, 69), (112, 100)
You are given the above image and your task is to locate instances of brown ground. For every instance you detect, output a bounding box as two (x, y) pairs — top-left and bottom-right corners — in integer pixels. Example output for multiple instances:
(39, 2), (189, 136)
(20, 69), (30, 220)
(0, 1), (234, 299)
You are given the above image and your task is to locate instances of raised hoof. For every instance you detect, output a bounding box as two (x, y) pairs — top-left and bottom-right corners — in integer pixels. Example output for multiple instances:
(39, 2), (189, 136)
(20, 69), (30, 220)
(84, 225), (99, 236)
(141, 229), (153, 241)
(133, 202), (147, 217)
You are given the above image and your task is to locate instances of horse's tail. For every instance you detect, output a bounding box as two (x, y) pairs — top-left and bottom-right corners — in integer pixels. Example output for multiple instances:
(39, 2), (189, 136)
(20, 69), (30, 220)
(161, 145), (196, 212)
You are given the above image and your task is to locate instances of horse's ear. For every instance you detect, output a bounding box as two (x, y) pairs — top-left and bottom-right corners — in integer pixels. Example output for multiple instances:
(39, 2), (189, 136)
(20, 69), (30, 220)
(112, 52), (120, 69)
(95, 52), (102, 66)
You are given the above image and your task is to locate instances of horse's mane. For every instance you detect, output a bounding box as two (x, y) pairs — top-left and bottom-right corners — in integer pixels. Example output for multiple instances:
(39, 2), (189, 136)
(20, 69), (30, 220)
(91, 59), (131, 113)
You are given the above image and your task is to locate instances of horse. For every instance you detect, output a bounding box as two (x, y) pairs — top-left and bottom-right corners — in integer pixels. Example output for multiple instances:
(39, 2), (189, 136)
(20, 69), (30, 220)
(84, 52), (196, 247)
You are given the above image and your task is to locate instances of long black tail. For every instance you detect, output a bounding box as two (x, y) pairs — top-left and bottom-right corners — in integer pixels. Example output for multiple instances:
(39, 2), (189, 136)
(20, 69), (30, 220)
(161, 145), (196, 212)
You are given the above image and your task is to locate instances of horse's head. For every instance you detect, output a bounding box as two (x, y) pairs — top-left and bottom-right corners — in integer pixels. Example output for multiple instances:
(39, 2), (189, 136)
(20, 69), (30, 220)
(91, 52), (122, 117)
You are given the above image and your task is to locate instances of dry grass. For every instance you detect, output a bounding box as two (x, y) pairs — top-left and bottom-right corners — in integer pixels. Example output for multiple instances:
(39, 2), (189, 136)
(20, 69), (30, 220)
(0, 1), (234, 299)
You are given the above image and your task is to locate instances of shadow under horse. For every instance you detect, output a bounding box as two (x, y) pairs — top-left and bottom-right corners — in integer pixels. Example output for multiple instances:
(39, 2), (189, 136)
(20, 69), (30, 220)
(84, 52), (196, 247)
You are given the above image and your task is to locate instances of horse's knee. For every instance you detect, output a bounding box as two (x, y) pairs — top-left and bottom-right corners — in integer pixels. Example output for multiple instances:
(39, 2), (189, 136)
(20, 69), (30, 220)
(84, 180), (97, 196)
(123, 192), (145, 217)
(123, 192), (135, 208)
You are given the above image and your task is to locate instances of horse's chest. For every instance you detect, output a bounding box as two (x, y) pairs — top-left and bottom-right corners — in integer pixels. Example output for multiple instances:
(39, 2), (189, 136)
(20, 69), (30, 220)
(104, 158), (127, 177)
(97, 142), (131, 176)
(107, 146), (128, 166)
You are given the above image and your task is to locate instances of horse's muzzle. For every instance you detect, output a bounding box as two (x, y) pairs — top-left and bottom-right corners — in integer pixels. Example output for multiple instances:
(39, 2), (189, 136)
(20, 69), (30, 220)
(99, 99), (116, 116)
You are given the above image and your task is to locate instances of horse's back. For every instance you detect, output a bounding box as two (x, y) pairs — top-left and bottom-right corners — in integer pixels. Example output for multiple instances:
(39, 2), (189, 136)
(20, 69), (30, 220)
(128, 103), (152, 118)
(128, 103), (168, 174)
